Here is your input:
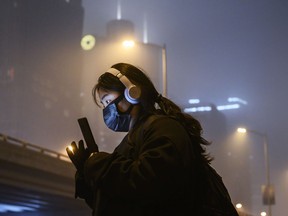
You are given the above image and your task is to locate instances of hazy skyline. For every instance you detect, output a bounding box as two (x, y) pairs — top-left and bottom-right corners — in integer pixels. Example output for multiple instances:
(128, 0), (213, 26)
(0, 0), (287, 215)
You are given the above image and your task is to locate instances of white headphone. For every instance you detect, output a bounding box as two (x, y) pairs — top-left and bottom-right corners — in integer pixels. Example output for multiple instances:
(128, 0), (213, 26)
(106, 68), (141, 104)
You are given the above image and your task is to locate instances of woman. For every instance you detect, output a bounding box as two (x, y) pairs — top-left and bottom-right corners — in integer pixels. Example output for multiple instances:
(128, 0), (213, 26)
(67, 63), (239, 216)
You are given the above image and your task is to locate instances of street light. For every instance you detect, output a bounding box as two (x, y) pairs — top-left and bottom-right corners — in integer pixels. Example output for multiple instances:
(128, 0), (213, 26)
(122, 40), (135, 48)
(237, 127), (274, 216)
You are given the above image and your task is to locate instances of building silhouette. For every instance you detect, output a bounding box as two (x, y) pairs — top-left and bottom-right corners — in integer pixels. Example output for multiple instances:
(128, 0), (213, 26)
(0, 0), (84, 152)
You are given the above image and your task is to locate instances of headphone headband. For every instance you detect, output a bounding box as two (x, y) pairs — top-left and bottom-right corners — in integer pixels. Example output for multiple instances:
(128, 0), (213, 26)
(106, 68), (122, 78)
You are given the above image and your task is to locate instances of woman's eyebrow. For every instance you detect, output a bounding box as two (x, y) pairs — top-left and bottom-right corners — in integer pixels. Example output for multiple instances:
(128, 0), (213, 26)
(101, 93), (108, 101)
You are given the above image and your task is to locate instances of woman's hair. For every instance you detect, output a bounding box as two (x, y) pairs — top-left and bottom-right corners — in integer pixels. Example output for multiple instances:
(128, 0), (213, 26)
(92, 62), (213, 163)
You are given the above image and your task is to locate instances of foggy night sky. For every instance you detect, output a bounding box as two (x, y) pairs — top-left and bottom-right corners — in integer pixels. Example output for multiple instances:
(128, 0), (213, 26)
(81, 0), (288, 214)
(1, 0), (287, 215)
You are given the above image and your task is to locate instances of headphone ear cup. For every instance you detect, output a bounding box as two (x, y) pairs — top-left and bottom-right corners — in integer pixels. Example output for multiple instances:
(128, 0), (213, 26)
(106, 67), (141, 104)
(124, 85), (141, 104)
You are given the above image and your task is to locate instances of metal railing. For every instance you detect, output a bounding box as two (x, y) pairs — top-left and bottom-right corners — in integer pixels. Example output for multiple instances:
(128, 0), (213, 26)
(0, 133), (69, 161)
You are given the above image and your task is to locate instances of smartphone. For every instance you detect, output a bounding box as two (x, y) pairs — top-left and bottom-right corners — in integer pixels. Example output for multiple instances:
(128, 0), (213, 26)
(78, 117), (99, 153)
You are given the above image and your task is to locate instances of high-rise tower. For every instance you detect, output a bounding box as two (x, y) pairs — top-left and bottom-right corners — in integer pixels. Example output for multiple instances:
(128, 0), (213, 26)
(0, 0), (84, 152)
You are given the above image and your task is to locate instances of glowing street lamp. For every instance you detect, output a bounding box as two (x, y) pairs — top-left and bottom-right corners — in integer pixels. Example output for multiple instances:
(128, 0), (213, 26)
(122, 39), (135, 48)
(261, 211), (267, 216)
(237, 128), (247, 133)
(237, 127), (274, 216)
(235, 203), (242, 209)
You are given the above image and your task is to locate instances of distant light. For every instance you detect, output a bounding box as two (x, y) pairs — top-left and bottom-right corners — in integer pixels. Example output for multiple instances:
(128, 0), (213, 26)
(184, 106), (212, 113)
(117, 0), (121, 19)
(228, 97), (247, 105)
(143, 13), (148, 43)
(261, 212), (267, 216)
(237, 128), (247, 133)
(0, 204), (35, 213)
(188, 99), (200, 104)
(81, 34), (96, 51)
(122, 40), (135, 48)
(217, 104), (240, 111)
(235, 203), (242, 209)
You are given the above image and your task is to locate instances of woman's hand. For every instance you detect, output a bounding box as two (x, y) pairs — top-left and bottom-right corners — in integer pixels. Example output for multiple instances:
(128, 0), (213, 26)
(66, 140), (91, 172)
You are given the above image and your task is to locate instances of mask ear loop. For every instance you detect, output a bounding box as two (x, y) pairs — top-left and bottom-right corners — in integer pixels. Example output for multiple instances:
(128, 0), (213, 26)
(113, 94), (133, 114)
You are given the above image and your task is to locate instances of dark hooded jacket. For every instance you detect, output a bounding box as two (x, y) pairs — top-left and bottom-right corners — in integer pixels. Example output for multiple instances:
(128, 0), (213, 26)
(75, 114), (239, 216)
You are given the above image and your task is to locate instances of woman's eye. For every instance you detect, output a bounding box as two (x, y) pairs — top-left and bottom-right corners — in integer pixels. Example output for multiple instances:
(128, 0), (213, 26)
(103, 99), (113, 107)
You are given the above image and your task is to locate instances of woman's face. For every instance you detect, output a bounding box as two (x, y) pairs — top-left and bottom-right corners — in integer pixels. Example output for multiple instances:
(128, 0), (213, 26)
(98, 88), (130, 112)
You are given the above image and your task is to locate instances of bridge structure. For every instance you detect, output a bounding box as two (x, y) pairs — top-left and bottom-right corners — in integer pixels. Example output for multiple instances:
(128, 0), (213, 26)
(0, 133), (91, 216)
